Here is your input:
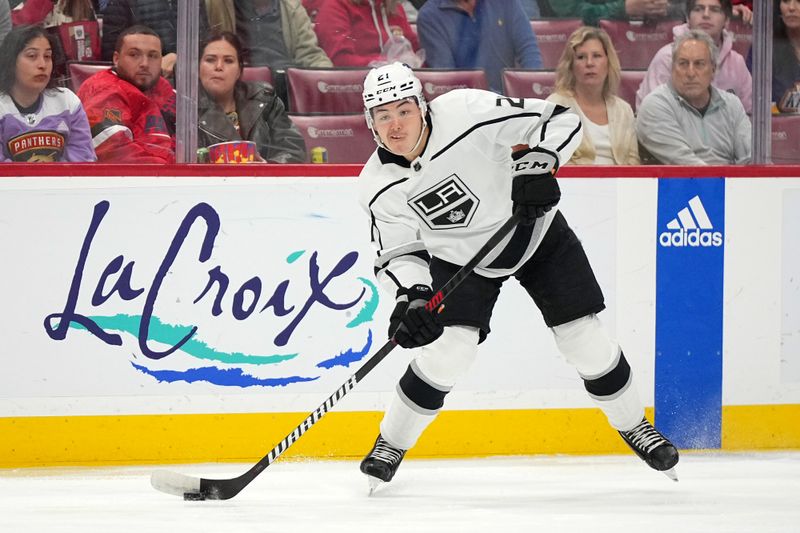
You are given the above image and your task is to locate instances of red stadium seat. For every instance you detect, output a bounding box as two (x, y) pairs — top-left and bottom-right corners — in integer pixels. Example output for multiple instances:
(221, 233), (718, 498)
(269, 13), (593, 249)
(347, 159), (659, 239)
(67, 61), (111, 92)
(618, 70), (646, 110)
(286, 67), (369, 114)
(727, 19), (752, 57)
(414, 68), (489, 101)
(288, 113), (376, 163)
(241, 66), (273, 85)
(501, 69), (556, 99)
(599, 19), (680, 69)
(771, 115), (800, 164)
(531, 18), (583, 69)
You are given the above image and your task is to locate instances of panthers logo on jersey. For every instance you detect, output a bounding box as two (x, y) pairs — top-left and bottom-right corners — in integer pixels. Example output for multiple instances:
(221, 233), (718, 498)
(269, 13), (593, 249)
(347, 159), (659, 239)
(7, 131), (65, 162)
(408, 174), (479, 230)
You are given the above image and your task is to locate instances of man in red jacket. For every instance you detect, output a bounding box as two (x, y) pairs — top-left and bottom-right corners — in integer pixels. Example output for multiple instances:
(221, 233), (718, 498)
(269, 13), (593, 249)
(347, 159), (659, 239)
(77, 25), (176, 163)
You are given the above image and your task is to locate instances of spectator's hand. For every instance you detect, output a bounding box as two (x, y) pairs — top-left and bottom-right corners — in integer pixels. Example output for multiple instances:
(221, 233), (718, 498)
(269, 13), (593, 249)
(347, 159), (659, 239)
(161, 53), (177, 78)
(733, 4), (753, 25)
(625, 0), (668, 18)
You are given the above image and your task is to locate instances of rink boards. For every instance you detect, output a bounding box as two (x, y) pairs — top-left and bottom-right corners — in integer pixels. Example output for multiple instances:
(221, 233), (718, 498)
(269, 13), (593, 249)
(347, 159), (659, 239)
(0, 165), (798, 467)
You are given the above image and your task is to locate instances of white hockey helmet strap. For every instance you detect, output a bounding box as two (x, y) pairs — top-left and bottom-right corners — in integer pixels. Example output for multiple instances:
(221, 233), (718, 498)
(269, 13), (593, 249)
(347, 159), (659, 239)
(362, 62), (428, 136)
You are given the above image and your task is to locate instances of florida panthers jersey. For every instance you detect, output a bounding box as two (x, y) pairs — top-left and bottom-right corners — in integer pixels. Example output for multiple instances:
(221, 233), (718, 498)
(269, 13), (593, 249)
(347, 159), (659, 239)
(0, 88), (96, 162)
(358, 88), (582, 295)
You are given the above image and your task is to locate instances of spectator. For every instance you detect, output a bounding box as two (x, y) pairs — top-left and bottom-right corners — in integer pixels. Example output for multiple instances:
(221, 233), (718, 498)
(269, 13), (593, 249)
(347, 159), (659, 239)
(77, 25), (175, 163)
(752, 0), (800, 113)
(100, 0), (210, 79)
(315, 0), (422, 67)
(547, 26), (639, 164)
(416, 0), (542, 93)
(545, 0), (686, 26)
(198, 31), (306, 163)
(0, 1), (11, 44)
(636, 29), (750, 164)
(11, 0), (99, 83)
(0, 25), (95, 161)
(636, 0), (751, 113)
(206, 0), (332, 68)
(11, 0), (95, 26)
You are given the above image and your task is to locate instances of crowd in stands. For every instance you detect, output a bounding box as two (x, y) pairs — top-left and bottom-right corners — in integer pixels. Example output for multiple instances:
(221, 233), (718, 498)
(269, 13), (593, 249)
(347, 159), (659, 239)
(0, 0), (792, 165)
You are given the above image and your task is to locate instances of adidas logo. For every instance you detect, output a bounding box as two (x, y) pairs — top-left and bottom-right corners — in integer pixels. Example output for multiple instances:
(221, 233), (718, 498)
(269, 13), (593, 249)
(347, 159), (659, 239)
(659, 195), (723, 247)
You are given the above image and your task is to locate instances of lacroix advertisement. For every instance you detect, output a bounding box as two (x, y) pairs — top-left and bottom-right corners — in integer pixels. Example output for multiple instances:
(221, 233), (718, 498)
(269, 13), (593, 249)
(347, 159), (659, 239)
(0, 177), (386, 413)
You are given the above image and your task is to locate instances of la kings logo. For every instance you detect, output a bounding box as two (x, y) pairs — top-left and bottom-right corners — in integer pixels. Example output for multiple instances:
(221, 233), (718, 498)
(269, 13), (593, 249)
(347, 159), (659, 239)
(659, 195), (722, 247)
(409, 174), (479, 230)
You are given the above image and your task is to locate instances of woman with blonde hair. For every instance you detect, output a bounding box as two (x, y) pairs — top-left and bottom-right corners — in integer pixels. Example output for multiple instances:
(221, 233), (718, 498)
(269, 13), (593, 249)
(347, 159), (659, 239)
(547, 26), (639, 165)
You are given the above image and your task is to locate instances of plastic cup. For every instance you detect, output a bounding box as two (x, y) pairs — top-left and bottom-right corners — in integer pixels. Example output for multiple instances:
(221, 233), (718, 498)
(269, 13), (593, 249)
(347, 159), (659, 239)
(207, 141), (257, 164)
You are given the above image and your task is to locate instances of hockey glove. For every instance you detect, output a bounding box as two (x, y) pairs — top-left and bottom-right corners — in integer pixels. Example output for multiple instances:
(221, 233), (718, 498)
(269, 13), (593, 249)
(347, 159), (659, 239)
(511, 146), (561, 225)
(389, 284), (444, 349)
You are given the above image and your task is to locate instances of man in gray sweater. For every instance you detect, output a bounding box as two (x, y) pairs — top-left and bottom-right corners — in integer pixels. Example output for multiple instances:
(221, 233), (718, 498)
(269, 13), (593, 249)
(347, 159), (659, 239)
(636, 29), (751, 165)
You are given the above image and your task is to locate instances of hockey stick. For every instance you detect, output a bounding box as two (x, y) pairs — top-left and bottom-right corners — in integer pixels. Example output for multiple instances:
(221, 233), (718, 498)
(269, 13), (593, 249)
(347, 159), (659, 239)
(151, 211), (523, 501)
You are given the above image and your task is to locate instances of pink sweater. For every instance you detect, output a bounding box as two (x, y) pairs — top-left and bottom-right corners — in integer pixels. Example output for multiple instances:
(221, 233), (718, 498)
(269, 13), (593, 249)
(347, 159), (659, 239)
(635, 23), (752, 114)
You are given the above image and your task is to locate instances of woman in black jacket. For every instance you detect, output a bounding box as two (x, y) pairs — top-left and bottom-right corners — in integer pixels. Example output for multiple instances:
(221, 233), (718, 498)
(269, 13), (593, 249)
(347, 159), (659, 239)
(197, 31), (306, 163)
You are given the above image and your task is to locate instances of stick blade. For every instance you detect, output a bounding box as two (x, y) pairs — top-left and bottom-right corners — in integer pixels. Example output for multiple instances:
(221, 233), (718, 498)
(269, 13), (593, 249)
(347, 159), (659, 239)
(151, 469), (202, 498)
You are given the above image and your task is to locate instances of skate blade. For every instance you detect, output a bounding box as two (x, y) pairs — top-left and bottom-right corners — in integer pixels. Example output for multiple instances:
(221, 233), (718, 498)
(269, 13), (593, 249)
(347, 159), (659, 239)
(662, 467), (679, 482)
(366, 475), (384, 496)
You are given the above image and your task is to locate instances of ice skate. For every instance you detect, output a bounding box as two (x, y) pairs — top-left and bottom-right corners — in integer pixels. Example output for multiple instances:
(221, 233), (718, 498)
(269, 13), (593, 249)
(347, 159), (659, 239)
(619, 417), (680, 481)
(360, 434), (406, 494)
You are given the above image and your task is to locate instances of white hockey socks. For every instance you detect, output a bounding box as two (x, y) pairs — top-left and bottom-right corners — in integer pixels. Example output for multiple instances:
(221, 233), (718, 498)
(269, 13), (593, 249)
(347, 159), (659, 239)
(552, 315), (644, 431)
(380, 325), (479, 450)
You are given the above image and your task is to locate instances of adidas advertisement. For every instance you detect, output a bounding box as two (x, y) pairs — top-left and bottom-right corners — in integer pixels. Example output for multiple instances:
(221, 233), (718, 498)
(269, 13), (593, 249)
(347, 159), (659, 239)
(658, 195), (723, 247)
(655, 178), (725, 449)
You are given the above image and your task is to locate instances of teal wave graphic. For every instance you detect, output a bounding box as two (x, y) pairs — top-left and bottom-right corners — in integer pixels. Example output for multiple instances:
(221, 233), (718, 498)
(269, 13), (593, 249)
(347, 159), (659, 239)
(71, 314), (297, 365)
(131, 362), (318, 387)
(346, 277), (379, 328)
(286, 250), (305, 263)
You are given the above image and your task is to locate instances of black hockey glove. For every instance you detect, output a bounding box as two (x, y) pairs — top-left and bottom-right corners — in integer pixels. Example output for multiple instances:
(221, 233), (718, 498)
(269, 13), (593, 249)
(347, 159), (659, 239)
(389, 284), (444, 349)
(511, 146), (561, 225)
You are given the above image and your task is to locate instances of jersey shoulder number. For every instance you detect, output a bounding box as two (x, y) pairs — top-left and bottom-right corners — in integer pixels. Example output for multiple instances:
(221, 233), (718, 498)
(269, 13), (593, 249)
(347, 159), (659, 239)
(495, 97), (525, 109)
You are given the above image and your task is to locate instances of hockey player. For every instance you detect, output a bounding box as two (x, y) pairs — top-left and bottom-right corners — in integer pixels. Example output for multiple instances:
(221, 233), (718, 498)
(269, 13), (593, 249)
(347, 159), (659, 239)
(357, 62), (679, 489)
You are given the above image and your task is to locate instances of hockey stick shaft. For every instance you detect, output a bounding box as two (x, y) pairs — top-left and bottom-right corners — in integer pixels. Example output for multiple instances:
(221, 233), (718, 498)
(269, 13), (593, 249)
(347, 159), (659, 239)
(152, 212), (522, 500)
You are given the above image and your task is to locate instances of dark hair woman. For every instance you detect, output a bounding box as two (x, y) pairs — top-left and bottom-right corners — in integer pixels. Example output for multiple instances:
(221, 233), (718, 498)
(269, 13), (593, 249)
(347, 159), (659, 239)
(197, 31), (306, 163)
(0, 25), (95, 162)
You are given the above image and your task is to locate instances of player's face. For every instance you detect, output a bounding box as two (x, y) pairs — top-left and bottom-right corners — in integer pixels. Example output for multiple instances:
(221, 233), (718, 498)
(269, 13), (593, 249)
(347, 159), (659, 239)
(13, 36), (53, 99)
(572, 38), (608, 92)
(781, 0), (800, 30)
(371, 98), (425, 159)
(199, 39), (241, 102)
(113, 33), (162, 92)
(672, 39), (715, 108)
(689, 0), (728, 41)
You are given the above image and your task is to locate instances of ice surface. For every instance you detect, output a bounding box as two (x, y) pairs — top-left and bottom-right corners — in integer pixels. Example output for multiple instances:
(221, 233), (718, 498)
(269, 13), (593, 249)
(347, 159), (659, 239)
(1, 452), (798, 533)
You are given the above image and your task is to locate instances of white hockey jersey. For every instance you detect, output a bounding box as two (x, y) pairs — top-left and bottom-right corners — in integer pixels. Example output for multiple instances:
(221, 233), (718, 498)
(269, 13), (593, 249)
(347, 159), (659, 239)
(358, 88), (582, 295)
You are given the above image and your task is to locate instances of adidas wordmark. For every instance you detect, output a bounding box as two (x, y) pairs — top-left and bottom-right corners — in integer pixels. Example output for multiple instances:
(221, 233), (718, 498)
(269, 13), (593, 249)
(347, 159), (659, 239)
(659, 195), (723, 247)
